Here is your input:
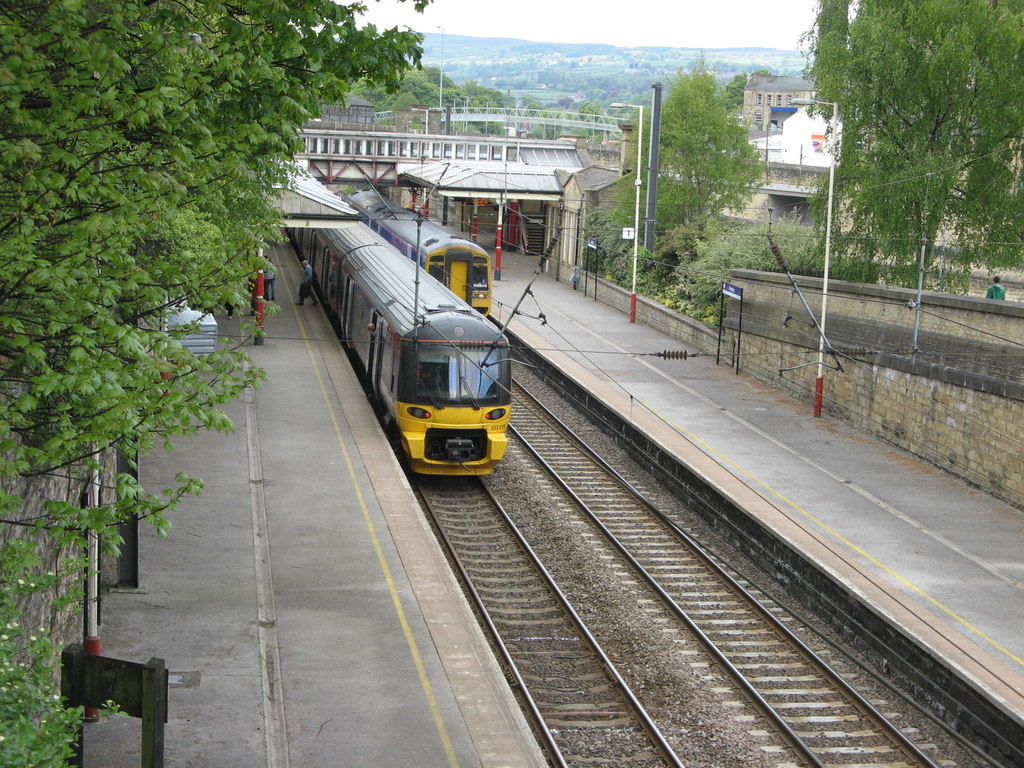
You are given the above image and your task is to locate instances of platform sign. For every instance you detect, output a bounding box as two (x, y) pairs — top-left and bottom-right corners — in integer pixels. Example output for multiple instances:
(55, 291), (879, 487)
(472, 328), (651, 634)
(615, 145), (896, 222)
(722, 281), (743, 300)
(622, 227), (636, 241)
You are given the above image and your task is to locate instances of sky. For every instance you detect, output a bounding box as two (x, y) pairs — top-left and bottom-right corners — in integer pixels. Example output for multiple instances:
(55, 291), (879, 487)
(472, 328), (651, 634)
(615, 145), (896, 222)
(356, 0), (819, 51)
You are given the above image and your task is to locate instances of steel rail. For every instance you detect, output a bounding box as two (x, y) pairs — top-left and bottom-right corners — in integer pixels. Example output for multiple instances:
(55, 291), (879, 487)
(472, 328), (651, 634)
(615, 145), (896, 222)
(511, 378), (943, 768)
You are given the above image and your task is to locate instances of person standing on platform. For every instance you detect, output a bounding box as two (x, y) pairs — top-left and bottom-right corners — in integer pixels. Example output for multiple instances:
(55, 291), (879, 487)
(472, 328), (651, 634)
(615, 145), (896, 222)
(987, 275), (1006, 300)
(297, 259), (316, 305)
(264, 260), (276, 301)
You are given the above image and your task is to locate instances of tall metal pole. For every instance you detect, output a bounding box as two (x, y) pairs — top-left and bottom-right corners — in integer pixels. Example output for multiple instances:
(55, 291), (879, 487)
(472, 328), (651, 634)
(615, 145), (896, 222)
(644, 82), (662, 251)
(630, 105), (643, 323)
(813, 101), (839, 417)
(911, 174), (932, 364)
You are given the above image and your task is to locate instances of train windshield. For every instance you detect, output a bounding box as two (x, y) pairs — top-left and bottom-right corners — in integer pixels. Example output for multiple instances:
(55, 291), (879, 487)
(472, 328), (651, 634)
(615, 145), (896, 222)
(470, 258), (489, 290)
(415, 346), (506, 404)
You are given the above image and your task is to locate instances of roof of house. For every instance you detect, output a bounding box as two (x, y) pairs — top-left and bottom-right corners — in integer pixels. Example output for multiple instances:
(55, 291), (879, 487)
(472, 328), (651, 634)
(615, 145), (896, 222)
(566, 165), (622, 193)
(745, 75), (814, 92)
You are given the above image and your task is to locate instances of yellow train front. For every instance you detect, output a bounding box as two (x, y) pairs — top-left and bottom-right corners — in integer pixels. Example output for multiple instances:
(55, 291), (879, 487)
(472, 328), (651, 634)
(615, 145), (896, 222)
(290, 222), (510, 476)
(395, 316), (511, 475)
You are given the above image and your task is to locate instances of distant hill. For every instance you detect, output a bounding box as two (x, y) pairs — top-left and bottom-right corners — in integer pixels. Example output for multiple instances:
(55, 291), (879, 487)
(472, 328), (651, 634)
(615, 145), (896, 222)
(415, 32), (808, 107)
(419, 32), (805, 69)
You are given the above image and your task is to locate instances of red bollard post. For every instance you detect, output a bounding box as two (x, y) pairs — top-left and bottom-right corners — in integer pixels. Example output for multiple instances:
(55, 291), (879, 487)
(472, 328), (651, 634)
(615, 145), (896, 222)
(83, 634), (101, 722)
(494, 223), (503, 281)
(254, 270), (265, 346)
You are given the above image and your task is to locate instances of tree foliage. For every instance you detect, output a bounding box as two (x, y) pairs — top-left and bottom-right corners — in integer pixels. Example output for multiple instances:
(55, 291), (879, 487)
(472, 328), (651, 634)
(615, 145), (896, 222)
(657, 58), (762, 246)
(0, 0), (424, 759)
(808, 0), (1024, 288)
(662, 216), (818, 323)
(581, 207), (641, 284)
(354, 68), (512, 125)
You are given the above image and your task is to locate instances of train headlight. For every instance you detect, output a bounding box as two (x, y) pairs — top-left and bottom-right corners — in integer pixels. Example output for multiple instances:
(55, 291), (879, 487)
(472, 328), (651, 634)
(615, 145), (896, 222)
(408, 407), (432, 419)
(484, 408), (507, 421)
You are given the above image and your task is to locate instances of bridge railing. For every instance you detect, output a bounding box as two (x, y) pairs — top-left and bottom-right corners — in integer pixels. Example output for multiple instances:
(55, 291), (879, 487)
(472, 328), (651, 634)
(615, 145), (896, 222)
(375, 107), (625, 135)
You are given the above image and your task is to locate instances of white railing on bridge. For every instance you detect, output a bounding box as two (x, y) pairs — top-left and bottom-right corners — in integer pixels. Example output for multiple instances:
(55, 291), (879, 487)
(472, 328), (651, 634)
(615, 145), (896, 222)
(375, 106), (625, 135)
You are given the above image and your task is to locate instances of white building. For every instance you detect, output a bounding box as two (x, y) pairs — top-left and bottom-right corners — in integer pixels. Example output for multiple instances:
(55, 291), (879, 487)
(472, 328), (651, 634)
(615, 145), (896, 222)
(754, 108), (835, 169)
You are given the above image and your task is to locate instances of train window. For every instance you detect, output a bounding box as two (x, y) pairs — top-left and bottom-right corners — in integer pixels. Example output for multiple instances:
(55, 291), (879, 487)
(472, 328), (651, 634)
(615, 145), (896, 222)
(491, 144), (502, 160)
(431, 143), (441, 159)
(443, 143), (453, 158)
(332, 139), (340, 153)
(415, 347), (504, 402)
(466, 145), (477, 160)
(455, 144), (465, 159)
(470, 261), (489, 290)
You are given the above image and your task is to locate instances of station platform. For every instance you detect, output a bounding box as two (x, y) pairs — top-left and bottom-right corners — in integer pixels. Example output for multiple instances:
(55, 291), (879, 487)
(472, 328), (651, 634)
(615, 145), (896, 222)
(489, 251), (1024, 731)
(82, 242), (546, 768)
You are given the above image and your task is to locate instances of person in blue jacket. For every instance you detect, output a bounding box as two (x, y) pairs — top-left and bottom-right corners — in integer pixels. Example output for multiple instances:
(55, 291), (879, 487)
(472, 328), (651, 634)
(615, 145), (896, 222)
(297, 260), (317, 305)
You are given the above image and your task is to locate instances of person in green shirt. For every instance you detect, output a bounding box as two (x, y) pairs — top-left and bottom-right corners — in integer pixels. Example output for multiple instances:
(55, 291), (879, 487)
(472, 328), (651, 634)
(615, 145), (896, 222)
(986, 275), (1006, 300)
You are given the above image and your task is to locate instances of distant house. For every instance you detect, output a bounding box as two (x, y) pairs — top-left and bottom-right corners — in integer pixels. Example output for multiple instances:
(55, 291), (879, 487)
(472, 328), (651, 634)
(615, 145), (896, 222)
(742, 75), (815, 133)
(757, 108), (833, 168)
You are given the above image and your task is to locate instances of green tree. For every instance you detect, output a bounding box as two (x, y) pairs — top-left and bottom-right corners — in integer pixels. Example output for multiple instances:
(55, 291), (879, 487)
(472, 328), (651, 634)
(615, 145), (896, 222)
(0, 0), (423, 761)
(656, 58), (762, 251)
(808, 0), (1024, 289)
(355, 72), (511, 131)
(666, 216), (818, 322)
(581, 208), (637, 282)
(723, 73), (749, 113)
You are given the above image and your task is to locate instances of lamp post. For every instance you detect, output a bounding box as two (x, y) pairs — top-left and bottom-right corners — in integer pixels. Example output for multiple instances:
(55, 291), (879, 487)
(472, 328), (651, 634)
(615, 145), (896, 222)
(611, 102), (644, 323)
(792, 98), (839, 417)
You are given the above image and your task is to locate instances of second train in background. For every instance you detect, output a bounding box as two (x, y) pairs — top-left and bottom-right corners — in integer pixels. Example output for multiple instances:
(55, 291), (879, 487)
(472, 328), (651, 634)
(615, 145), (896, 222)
(348, 189), (493, 315)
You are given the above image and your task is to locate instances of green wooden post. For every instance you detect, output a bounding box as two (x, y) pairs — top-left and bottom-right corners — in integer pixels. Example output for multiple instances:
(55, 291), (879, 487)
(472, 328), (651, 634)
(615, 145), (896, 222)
(141, 657), (167, 768)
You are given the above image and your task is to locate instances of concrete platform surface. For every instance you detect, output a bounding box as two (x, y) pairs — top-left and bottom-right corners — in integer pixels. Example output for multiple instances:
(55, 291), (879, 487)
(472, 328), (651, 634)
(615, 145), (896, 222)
(82, 242), (546, 768)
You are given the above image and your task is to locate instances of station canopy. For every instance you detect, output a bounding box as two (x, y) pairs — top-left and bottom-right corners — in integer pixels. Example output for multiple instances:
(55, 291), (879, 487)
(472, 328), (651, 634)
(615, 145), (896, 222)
(274, 169), (362, 228)
(398, 143), (585, 202)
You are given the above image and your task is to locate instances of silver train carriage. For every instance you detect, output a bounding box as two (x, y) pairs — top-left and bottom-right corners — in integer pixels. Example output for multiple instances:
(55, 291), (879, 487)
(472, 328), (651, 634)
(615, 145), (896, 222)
(288, 223), (511, 476)
(348, 189), (492, 315)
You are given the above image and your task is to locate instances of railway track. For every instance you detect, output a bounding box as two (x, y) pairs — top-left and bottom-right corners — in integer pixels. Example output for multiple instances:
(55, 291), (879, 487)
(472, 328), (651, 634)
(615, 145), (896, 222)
(500, 378), (945, 768)
(416, 476), (684, 768)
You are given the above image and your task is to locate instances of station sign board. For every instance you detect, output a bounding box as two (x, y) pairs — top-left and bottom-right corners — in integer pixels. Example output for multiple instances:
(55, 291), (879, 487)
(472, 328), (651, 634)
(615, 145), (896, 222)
(722, 281), (743, 300)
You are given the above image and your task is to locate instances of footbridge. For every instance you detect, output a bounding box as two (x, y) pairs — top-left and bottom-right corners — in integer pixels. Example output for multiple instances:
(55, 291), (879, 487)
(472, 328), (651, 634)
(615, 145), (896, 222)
(376, 106), (625, 138)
